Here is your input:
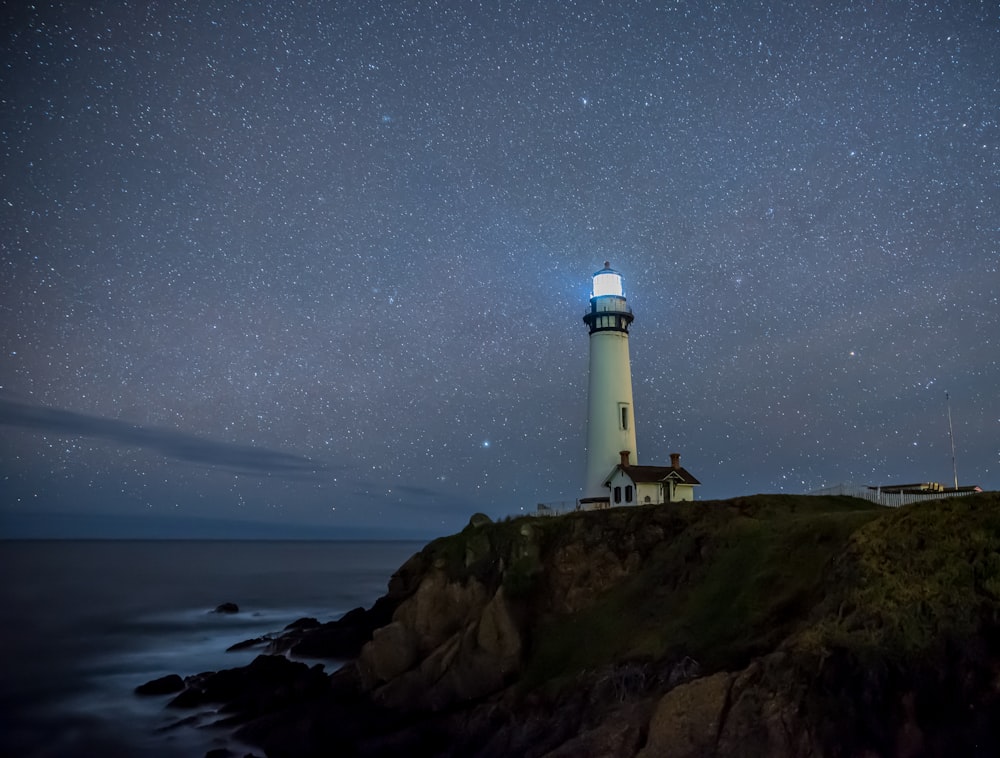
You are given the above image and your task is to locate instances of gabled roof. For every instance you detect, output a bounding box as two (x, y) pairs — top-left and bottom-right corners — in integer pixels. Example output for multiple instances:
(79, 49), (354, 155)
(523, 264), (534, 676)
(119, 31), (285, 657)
(608, 464), (701, 486)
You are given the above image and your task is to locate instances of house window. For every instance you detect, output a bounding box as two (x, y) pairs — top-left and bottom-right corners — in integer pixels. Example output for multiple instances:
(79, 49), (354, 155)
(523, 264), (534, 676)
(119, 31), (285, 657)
(613, 486), (622, 504)
(625, 485), (633, 503)
(619, 404), (629, 430)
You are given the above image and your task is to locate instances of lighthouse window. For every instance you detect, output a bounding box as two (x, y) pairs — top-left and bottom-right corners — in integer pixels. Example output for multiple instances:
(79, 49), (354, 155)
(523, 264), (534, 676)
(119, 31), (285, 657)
(620, 405), (629, 430)
(613, 486), (622, 504)
(625, 486), (633, 503)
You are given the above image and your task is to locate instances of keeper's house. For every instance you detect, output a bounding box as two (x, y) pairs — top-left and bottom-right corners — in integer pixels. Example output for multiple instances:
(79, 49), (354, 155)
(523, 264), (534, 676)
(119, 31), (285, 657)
(604, 451), (701, 507)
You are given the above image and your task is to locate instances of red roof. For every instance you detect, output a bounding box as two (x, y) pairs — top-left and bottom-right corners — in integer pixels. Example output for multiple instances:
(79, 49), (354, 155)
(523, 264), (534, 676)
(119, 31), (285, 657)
(608, 464), (701, 486)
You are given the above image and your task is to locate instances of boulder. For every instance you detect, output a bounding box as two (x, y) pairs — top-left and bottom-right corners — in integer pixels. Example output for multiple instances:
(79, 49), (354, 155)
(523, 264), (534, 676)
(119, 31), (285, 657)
(214, 602), (239, 614)
(368, 587), (524, 712)
(464, 530), (492, 567)
(467, 512), (493, 528)
(640, 654), (819, 758)
(390, 570), (490, 656)
(638, 671), (734, 758)
(358, 621), (418, 685)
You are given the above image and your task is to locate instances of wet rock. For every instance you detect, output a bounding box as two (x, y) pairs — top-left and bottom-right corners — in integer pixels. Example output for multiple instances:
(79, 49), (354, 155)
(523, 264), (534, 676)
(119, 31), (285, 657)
(169, 655), (329, 718)
(269, 598), (401, 659)
(283, 616), (320, 631)
(226, 636), (270, 652)
(135, 673), (185, 695)
(214, 602), (240, 614)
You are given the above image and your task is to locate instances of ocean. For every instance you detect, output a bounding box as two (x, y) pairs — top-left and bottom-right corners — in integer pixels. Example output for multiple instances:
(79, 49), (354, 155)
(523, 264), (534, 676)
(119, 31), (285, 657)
(0, 539), (425, 757)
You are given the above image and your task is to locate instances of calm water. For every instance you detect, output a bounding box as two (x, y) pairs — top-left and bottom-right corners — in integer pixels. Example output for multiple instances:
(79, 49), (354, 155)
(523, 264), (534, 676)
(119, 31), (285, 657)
(0, 540), (424, 757)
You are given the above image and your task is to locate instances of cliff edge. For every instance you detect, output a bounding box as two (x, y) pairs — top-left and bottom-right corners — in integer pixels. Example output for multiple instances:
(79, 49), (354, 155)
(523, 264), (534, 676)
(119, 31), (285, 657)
(170, 492), (1000, 757)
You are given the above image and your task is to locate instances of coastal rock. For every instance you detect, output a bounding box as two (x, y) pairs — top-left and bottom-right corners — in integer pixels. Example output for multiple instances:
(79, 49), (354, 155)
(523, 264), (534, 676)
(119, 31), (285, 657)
(178, 493), (1000, 758)
(268, 603), (387, 658)
(714, 654), (816, 758)
(638, 671), (734, 758)
(214, 602), (239, 614)
(476, 587), (521, 663)
(356, 567), (499, 699)
(390, 569), (490, 656)
(283, 616), (320, 631)
(540, 702), (651, 758)
(364, 585), (523, 712)
(547, 540), (637, 615)
(267, 577), (421, 660)
(135, 673), (185, 695)
(169, 655), (328, 717)
(468, 512), (493, 528)
(362, 621), (418, 683)
(226, 636), (270, 652)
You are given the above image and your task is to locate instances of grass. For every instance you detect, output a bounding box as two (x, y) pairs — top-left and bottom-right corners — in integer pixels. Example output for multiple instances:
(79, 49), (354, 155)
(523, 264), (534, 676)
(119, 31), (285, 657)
(414, 492), (1000, 696)
(794, 491), (1000, 661)
(521, 495), (882, 686)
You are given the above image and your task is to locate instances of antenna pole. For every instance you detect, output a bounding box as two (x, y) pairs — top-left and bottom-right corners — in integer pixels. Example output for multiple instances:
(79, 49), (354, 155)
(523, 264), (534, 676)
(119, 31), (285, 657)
(946, 391), (958, 490)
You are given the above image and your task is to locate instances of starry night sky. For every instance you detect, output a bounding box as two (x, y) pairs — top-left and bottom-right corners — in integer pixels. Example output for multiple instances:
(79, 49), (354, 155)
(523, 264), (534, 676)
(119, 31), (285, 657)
(2, 1), (997, 538)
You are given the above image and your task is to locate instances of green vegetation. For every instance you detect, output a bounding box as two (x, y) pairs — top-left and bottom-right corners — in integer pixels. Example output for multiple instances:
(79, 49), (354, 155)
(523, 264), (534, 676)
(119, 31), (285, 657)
(796, 492), (1000, 661)
(416, 492), (1000, 700)
(522, 495), (882, 687)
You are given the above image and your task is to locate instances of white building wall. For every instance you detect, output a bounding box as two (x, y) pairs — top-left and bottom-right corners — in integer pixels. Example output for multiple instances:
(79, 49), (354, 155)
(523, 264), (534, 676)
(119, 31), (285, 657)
(637, 482), (661, 505)
(584, 329), (638, 499)
(668, 481), (695, 502)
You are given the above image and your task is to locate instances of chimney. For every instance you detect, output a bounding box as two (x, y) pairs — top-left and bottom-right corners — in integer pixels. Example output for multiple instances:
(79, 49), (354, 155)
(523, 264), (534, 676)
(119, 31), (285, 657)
(670, 452), (681, 469)
(619, 450), (631, 467)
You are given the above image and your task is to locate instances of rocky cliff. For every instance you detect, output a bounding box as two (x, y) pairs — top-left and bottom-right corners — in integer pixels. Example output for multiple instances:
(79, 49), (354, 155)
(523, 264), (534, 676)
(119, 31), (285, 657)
(163, 492), (1000, 757)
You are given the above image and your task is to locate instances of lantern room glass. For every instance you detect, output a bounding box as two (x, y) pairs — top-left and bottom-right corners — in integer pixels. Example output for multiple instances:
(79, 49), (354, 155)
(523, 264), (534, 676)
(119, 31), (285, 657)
(592, 270), (624, 298)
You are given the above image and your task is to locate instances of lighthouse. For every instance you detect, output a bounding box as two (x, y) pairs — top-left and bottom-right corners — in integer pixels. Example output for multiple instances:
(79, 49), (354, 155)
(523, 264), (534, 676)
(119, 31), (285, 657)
(581, 262), (638, 504)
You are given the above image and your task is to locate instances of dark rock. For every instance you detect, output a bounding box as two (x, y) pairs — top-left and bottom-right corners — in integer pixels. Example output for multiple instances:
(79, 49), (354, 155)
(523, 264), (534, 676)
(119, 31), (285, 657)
(214, 602), (240, 614)
(283, 616), (320, 631)
(226, 636), (270, 652)
(468, 512), (493, 528)
(135, 673), (185, 695)
(169, 655), (329, 719)
(169, 493), (1000, 758)
(268, 597), (402, 659)
(235, 664), (419, 758)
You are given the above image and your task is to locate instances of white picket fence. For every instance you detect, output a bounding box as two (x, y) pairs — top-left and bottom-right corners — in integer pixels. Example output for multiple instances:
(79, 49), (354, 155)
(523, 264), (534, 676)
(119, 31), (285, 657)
(529, 485), (976, 518)
(808, 483), (977, 508)
(533, 500), (578, 516)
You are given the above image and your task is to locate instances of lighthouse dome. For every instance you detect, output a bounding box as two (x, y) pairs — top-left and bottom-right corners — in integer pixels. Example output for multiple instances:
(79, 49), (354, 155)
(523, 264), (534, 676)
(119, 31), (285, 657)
(592, 261), (624, 298)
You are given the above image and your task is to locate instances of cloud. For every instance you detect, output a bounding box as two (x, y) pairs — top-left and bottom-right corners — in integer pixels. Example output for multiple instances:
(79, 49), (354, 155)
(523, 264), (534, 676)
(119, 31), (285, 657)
(391, 484), (446, 499)
(0, 396), (326, 478)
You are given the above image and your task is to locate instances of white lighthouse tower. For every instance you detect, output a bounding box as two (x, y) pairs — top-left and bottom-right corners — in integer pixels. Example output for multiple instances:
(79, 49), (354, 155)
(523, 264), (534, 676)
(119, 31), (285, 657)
(581, 262), (638, 505)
